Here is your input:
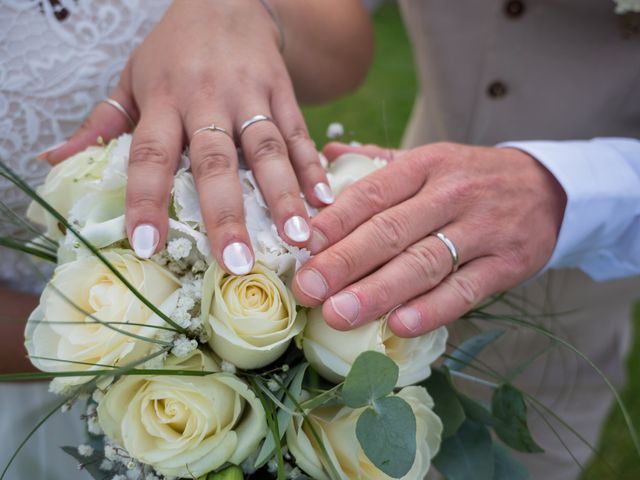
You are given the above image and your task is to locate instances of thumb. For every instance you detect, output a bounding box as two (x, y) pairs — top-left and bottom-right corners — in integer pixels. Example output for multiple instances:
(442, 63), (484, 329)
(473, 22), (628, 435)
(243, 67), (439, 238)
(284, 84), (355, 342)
(322, 141), (403, 163)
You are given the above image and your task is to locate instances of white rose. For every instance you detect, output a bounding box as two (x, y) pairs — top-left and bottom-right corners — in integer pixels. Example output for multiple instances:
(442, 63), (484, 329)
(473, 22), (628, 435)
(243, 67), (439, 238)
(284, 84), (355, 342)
(326, 153), (387, 196)
(300, 308), (447, 386)
(98, 350), (267, 478)
(27, 145), (112, 240)
(202, 262), (306, 369)
(25, 250), (181, 388)
(287, 386), (442, 480)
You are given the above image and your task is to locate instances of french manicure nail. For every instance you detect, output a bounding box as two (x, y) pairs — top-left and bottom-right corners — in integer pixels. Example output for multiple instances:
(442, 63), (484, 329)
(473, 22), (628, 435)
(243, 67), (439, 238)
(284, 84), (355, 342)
(284, 215), (311, 242)
(308, 228), (328, 254)
(394, 307), (422, 333)
(36, 140), (67, 161)
(313, 182), (335, 205)
(223, 242), (254, 275)
(295, 268), (328, 301)
(132, 224), (159, 259)
(330, 291), (360, 326)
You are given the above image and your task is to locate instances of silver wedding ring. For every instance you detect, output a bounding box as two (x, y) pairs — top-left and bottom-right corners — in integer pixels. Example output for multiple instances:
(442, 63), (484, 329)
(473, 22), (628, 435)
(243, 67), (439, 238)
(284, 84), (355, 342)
(239, 114), (274, 137)
(192, 123), (233, 140)
(431, 232), (460, 274)
(102, 98), (135, 129)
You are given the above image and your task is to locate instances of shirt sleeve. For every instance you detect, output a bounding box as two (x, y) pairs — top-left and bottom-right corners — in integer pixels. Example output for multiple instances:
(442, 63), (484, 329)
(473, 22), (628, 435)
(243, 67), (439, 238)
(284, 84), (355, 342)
(498, 138), (640, 281)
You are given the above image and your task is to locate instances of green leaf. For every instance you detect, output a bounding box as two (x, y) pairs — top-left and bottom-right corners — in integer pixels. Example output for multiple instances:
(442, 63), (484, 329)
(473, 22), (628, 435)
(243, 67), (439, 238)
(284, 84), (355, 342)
(342, 351), (398, 408)
(492, 384), (544, 453)
(61, 447), (104, 480)
(457, 393), (495, 427)
(492, 443), (529, 480)
(202, 465), (244, 480)
(255, 364), (308, 468)
(421, 369), (465, 437)
(444, 330), (504, 372)
(433, 419), (494, 480)
(356, 396), (416, 479)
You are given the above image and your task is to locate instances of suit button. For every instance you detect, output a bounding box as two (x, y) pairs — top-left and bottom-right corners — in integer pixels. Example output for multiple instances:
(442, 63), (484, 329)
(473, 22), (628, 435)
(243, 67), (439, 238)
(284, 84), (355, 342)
(487, 81), (508, 98)
(504, 0), (525, 18)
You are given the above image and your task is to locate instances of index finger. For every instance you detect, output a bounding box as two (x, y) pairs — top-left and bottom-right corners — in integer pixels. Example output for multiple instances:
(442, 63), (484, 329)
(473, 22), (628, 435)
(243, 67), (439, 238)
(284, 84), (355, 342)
(309, 158), (424, 253)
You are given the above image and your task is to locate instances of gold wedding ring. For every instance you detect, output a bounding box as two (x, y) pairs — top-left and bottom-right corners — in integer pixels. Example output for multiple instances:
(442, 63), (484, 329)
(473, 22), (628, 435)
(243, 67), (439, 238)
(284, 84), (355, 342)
(192, 123), (233, 141)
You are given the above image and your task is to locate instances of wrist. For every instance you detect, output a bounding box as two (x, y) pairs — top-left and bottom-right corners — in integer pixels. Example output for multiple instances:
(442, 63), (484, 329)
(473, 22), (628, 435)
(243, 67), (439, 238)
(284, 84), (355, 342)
(168, 0), (283, 52)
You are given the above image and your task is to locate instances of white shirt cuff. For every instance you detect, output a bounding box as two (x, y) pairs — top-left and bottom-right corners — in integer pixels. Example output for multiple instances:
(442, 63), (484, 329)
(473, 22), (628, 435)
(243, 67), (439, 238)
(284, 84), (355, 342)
(498, 138), (640, 280)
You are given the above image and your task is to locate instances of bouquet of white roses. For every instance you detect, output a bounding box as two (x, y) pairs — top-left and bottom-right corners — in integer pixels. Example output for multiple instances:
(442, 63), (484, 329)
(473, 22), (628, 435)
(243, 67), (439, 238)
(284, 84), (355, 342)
(3, 132), (616, 480)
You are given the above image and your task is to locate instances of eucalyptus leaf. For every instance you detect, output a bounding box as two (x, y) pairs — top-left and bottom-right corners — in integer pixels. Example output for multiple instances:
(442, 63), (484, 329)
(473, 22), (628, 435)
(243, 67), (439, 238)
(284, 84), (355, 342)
(492, 384), (544, 453)
(457, 393), (495, 427)
(343, 351), (398, 408)
(492, 443), (529, 480)
(443, 330), (504, 372)
(61, 446), (103, 480)
(433, 419), (494, 480)
(356, 396), (417, 478)
(421, 369), (465, 437)
(255, 364), (308, 468)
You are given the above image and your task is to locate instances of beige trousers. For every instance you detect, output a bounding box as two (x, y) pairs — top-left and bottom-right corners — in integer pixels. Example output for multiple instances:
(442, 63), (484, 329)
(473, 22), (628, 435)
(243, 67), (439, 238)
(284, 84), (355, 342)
(427, 269), (638, 480)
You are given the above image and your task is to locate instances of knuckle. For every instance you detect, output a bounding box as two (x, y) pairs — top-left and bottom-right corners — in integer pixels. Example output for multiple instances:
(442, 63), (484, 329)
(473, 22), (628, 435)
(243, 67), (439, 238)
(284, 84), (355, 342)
(213, 207), (241, 228)
(444, 275), (480, 309)
(404, 242), (442, 281)
(193, 151), (234, 181)
(318, 207), (350, 237)
(326, 247), (358, 277)
(362, 279), (392, 312)
(275, 188), (299, 205)
(285, 126), (311, 146)
(130, 141), (171, 169)
(252, 136), (286, 160)
(503, 241), (532, 273)
(370, 213), (407, 250)
(127, 190), (164, 211)
(354, 178), (387, 210)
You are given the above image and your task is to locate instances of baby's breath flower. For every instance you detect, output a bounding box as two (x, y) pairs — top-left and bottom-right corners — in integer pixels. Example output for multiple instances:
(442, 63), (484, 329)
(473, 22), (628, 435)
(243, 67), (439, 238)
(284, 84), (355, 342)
(77, 444), (94, 457)
(167, 238), (192, 261)
(191, 259), (207, 273)
(326, 122), (344, 139)
(87, 416), (103, 435)
(92, 388), (105, 403)
(171, 335), (198, 358)
(104, 445), (117, 461)
(220, 360), (237, 374)
(177, 295), (195, 311)
(100, 459), (114, 471)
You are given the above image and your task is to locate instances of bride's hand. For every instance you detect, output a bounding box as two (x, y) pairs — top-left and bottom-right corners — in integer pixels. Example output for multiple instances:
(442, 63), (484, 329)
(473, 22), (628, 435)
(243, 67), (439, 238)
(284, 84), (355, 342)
(292, 142), (567, 337)
(42, 0), (332, 274)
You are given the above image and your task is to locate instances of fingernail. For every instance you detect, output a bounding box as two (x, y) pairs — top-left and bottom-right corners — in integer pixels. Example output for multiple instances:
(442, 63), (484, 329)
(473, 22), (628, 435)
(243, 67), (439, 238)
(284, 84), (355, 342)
(295, 268), (328, 301)
(284, 215), (311, 242)
(36, 140), (67, 161)
(308, 228), (328, 254)
(330, 291), (360, 326)
(223, 242), (254, 275)
(131, 224), (159, 259)
(394, 307), (422, 333)
(313, 182), (335, 205)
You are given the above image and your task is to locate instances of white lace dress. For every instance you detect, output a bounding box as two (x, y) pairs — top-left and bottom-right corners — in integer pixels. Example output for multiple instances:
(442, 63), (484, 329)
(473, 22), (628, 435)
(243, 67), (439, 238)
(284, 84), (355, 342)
(0, 1), (170, 478)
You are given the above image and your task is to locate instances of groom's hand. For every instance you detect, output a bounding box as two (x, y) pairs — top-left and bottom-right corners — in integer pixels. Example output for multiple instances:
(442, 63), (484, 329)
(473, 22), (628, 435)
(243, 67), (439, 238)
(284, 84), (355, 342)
(292, 142), (567, 337)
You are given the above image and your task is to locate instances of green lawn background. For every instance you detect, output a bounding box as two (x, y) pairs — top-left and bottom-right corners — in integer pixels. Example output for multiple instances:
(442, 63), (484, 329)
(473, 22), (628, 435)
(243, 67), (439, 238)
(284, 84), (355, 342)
(301, 4), (640, 478)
